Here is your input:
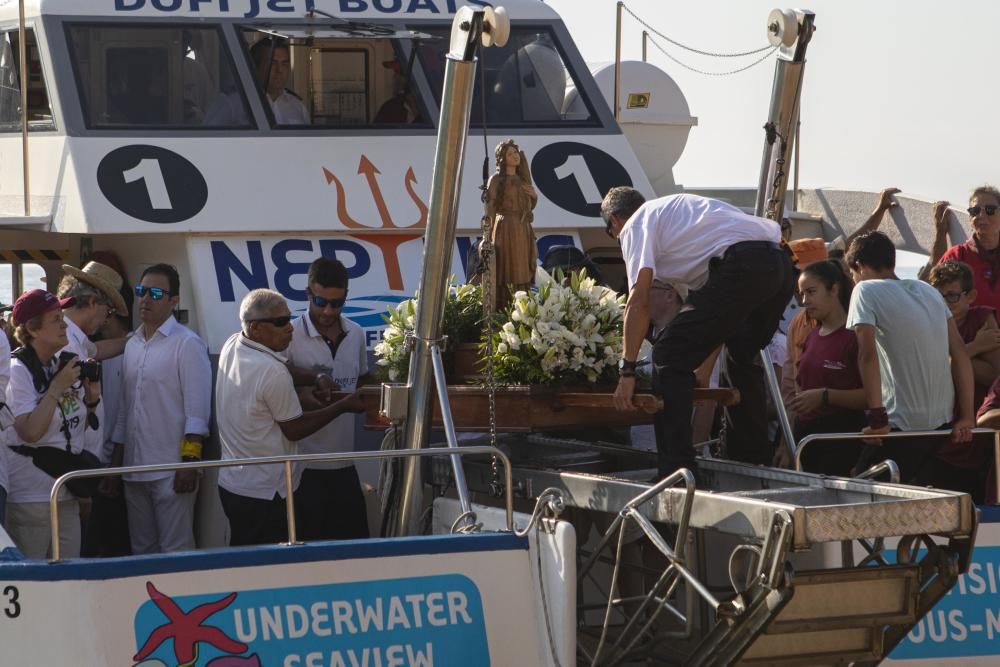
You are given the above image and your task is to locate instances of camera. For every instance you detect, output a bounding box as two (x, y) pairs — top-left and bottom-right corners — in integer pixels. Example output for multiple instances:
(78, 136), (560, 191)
(57, 351), (102, 383)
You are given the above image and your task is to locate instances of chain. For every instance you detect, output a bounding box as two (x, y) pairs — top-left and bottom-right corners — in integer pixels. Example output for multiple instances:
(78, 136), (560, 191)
(480, 211), (502, 497)
(622, 4), (774, 58)
(476, 55), (502, 498)
(762, 122), (788, 221)
(715, 408), (728, 459)
(647, 35), (778, 77)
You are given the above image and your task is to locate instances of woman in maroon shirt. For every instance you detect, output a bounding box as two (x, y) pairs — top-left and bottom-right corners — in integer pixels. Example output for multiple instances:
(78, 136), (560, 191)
(788, 260), (868, 475)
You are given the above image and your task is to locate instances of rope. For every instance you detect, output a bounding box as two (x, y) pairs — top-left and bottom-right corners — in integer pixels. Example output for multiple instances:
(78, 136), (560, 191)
(622, 4), (774, 58)
(647, 35), (778, 77)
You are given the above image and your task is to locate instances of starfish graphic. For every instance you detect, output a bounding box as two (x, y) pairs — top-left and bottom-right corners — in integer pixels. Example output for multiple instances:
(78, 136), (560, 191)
(134, 582), (248, 667)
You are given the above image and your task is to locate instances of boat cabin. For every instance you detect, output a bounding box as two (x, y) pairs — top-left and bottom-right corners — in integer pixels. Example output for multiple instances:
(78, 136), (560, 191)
(0, 0), (653, 351)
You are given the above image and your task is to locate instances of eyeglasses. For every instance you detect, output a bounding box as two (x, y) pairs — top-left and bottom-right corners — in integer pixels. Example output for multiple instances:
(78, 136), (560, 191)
(94, 298), (116, 316)
(310, 294), (347, 309)
(968, 205), (999, 217)
(135, 285), (173, 301)
(940, 290), (967, 304)
(249, 315), (293, 327)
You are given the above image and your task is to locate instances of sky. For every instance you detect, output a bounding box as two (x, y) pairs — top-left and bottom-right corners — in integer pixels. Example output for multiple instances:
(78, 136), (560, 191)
(546, 0), (995, 208)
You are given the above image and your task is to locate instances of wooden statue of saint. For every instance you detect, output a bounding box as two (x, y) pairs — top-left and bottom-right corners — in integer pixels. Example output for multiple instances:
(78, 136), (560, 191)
(483, 139), (538, 313)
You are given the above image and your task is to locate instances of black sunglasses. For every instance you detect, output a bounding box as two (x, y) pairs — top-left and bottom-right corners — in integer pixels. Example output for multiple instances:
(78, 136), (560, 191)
(250, 315), (293, 327)
(311, 294), (347, 309)
(968, 205), (999, 217)
(135, 285), (173, 301)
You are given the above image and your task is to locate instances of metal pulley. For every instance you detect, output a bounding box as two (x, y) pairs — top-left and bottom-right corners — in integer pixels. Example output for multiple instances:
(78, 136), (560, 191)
(482, 6), (510, 48)
(766, 8), (799, 48)
(450, 5), (510, 55)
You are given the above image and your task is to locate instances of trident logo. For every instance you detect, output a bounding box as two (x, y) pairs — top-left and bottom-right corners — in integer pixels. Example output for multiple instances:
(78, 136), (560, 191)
(323, 156), (429, 291)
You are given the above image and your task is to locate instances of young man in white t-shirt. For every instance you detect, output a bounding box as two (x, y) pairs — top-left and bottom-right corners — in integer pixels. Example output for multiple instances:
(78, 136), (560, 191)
(845, 231), (975, 484)
(604, 187), (796, 477)
(215, 289), (365, 547)
(286, 258), (370, 541)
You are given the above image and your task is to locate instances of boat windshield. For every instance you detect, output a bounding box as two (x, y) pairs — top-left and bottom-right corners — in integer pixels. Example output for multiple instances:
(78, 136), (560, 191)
(65, 23), (253, 130)
(236, 26), (435, 129)
(415, 25), (598, 128)
(0, 28), (54, 131)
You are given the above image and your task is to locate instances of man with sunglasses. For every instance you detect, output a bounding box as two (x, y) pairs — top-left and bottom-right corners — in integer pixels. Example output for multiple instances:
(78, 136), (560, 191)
(603, 187), (795, 478)
(216, 289), (366, 547)
(286, 258), (371, 541)
(109, 264), (212, 555)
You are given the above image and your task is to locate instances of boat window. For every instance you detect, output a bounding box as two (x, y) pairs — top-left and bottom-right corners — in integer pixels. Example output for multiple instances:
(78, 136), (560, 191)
(65, 24), (252, 129)
(415, 26), (598, 128)
(0, 29), (54, 131)
(0, 263), (12, 306)
(239, 28), (433, 129)
(0, 262), (46, 306)
(20, 262), (46, 293)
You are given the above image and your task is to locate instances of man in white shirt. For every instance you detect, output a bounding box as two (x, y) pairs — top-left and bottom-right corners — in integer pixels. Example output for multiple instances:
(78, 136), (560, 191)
(845, 231), (975, 483)
(251, 38), (310, 125)
(110, 265), (212, 554)
(605, 188), (796, 478)
(287, 258), (370, 541)
(216, 289), (365, 547)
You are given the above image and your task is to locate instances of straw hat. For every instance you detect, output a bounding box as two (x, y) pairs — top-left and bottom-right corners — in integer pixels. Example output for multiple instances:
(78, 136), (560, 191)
(61, 261), (128, 314)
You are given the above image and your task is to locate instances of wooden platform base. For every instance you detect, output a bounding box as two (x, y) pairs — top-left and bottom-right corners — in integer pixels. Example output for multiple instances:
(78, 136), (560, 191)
(358, 385), (739, 432)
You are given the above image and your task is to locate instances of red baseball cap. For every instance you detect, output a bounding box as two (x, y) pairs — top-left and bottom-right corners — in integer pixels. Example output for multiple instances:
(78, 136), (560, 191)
(11, 289), (75, 326)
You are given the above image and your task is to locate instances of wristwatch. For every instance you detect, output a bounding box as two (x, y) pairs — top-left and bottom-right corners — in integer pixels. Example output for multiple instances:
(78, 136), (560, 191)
(618, 358), (637, 377)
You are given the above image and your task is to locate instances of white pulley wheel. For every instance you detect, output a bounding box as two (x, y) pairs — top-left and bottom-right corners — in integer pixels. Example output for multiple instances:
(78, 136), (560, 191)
(450, 6), (476, 55)
(486, 6), (510, 48)
(766, 8), (799, 48)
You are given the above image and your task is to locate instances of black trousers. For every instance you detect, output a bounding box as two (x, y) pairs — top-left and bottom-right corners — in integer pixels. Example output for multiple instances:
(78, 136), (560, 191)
(652, 241), (795, 475)
(294, 466), (370, 541)
(81, 493), (131, 557)
(219, 487), (289, 547)
(795, 412), (868, 477)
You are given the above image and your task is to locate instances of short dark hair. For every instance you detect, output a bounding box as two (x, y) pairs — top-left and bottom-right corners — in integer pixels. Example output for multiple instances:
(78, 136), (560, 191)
(600, 187), (646, 228)
(308, 257), (349, 290)
(845, 231), (895, 271)
(929, 260), (975, 293)
(141, 263), (180, 296)
(250, 37), (290, 69)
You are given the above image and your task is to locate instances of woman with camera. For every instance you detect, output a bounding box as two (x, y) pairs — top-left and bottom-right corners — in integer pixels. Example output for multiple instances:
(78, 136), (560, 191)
(4, 289), (102, 559)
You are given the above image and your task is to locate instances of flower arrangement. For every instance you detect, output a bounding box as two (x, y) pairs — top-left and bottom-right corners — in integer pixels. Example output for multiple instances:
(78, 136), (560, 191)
(373, 280), (483, 382)
(485, 269), (625, 385)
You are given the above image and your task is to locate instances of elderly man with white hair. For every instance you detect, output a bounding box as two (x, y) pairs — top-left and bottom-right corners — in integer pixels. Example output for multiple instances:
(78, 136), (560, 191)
(215, 289), (365, 547)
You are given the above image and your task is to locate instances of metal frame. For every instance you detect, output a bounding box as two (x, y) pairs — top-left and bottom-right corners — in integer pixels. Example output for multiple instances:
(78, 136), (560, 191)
(47, 445), (513, 562)
(392, 9), (485, 536)
(18, 0), (29, 214)
(795, 427), (1000, 501)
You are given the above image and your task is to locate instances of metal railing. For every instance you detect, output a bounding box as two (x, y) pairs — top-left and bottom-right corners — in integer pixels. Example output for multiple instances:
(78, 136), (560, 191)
(48, 445), (513, 561)
(795, 428), (1000, 500)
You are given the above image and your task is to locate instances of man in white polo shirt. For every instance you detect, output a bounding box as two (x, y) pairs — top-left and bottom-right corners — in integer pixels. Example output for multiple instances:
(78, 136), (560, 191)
(216, 289), (365, 547)
(111, 264), (212, 554)
(287, 258), (370, 541)
(605, 188), (796, 478)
